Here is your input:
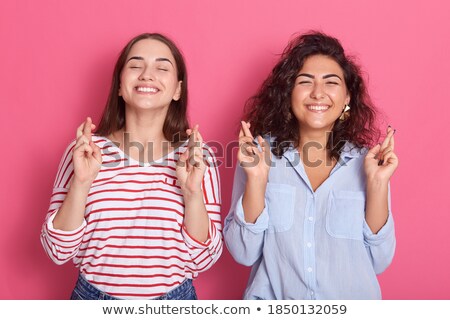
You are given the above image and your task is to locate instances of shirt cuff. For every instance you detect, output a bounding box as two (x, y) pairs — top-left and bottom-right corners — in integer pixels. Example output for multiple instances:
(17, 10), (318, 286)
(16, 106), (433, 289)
(181, 223), (212, 249)
(363, 212), (394, 246)
(234, 194), (269, 233)
(46, 210), (87, 237)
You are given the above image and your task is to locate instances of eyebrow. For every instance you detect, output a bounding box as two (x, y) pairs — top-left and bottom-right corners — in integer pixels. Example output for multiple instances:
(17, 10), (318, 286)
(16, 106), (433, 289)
(126, 56), (174, 66)
(297, 73), (342, 80)
(155, 58), (174, 66)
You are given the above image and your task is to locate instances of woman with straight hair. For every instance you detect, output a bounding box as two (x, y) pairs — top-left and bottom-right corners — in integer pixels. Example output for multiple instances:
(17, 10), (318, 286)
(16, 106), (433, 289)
(41, 33), (222, 300)
(224, 31), (398, 299)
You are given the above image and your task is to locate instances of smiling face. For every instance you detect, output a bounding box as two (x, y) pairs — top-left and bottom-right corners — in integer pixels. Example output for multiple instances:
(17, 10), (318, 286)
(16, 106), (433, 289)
(291, 54), (350, 133)
(119, 39), (182, 112)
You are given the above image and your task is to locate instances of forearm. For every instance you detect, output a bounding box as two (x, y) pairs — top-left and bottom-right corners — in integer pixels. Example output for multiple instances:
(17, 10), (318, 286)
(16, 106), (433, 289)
(53, 180), (91, 231)
(183, 190), (210, 243)
(223, 204), (267, 266)
(242, 176), (267, 223)
(365, 179), (389, 234)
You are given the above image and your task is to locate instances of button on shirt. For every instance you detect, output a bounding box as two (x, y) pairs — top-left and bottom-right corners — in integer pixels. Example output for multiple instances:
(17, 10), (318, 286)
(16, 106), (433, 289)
(224, 142), (396, 300)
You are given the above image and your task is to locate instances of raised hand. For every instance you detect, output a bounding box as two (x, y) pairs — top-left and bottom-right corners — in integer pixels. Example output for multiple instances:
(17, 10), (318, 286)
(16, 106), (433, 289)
(176, 125), (206, 195)
(364, 126), (399, 183)
(72, 117), (102, 185)
(238, 121), (271, 182)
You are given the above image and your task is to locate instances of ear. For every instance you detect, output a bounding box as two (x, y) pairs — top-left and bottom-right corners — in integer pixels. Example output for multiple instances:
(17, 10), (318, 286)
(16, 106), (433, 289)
(345, 92), (350, 106)
(118, 85), (122, 97)
(172, 81), (182, 101)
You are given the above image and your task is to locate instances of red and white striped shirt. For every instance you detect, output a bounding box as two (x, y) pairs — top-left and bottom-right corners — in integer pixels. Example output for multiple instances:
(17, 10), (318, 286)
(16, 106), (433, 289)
(41, 136), (222, 299)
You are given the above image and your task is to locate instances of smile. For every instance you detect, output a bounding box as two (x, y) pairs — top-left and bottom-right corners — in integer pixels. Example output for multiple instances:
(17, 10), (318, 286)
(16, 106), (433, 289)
(136, 86), (159, 93)
(307, 105), (330, 112)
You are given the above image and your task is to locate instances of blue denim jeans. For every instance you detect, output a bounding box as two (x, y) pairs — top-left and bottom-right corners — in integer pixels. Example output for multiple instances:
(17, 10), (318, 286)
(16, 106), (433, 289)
(70, 274), (197, 300)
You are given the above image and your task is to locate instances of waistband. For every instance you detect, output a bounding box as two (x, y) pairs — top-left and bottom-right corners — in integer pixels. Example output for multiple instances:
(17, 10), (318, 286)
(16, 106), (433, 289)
(72, 273), (196, 300)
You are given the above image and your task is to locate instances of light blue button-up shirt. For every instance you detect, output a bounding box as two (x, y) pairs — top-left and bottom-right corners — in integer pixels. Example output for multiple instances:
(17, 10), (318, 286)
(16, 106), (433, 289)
(224, 142), (395, 300)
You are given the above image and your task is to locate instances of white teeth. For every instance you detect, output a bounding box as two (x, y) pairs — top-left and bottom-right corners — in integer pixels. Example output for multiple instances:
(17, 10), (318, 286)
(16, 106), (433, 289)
(308, 105), (330, 111)
(136, 87), (158, 93)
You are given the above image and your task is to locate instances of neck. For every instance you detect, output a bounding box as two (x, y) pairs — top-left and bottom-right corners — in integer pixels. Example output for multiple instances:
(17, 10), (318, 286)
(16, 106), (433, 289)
(109, 107), (174, 163)
(298, 128), (331, 151)
(121, 107), (168, 146)
(298, 128), (332, 163)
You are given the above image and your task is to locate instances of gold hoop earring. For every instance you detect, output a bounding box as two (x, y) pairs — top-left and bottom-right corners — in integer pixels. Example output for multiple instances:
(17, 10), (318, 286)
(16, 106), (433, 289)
(339, 104), (350, 121)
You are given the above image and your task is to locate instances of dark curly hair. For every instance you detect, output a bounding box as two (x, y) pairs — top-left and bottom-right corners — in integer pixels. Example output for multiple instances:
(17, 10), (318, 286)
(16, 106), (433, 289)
(244, 31), (380, 159)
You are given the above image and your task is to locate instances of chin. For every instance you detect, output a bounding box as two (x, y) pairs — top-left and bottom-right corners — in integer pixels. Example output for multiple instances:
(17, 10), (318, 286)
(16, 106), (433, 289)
(305, 122), (334, 131)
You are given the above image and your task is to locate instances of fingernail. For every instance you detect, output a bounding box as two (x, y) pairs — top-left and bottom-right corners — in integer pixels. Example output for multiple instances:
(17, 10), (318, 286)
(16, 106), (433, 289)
(388, 124), (391, 128)
(393, 129), (397, 135)
(378, 159), (384, 166)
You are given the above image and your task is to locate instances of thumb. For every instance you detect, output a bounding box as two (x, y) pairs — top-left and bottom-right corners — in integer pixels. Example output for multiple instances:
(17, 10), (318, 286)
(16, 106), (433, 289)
(366, 144), (381, 160)
(90, 141), (102, 165)
(177, 149), (189, 169)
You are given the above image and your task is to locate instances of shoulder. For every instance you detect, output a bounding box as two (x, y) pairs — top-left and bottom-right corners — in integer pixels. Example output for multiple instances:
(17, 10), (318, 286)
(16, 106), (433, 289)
(91, 135), (115, 148)
(201, 142), (218, 158)
(59, 135), (119, 163)
(340, 142), (368, 159)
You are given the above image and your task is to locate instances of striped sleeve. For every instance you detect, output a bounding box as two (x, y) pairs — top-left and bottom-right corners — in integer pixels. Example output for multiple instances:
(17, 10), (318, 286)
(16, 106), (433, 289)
(40, 140), (87, 265)
(181, 145), (223, 273)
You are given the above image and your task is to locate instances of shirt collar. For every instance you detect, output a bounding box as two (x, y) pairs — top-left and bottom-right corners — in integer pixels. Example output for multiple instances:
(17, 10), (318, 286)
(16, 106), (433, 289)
(281, 141), (364, 162)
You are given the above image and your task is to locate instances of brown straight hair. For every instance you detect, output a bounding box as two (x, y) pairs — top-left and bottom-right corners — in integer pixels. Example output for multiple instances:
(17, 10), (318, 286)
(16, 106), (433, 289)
(96, 33), (189, 144)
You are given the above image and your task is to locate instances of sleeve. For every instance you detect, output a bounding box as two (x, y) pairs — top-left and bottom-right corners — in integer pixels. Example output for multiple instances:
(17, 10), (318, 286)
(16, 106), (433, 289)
(363, 183), (396, 274)
(40, 140), (87, 265)
(181, 145), (223, 274)
(223, 163), (268, 267)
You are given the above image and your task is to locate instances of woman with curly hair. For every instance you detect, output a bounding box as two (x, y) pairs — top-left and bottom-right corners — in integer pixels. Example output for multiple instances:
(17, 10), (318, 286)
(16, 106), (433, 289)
(224, 31), (398, 299)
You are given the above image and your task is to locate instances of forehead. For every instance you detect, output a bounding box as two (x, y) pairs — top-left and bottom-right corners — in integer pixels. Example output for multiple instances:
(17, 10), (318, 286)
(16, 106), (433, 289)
(127, 38), (175, 61)
(299, 55), (344, 75)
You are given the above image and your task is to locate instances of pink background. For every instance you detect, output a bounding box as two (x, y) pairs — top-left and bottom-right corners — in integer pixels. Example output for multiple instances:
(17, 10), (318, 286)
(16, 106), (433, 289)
(1, 0), (449, 299)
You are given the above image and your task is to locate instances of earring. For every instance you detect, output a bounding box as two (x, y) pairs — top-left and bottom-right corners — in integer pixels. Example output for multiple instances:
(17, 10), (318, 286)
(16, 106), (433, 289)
(339, 104), (350, 121)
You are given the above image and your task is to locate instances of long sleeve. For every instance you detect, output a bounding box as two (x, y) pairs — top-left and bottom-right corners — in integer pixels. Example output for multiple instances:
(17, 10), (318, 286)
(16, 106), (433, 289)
(363, 184), (396, 274)
(40, 140), (87, 265)
(223, 164), (269, 267)
(181, 146), (223, 273)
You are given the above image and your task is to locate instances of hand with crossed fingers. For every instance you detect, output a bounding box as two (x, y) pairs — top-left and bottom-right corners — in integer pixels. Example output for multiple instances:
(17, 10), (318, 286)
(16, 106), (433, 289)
(73, 117), (102, 186)
(365, 126), (399, 183)
(176, 125), (207, 195)
(238, 121), (271, 182)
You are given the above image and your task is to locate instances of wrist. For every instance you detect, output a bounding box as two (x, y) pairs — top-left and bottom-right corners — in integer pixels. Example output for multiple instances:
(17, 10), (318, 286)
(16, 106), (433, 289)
(181, 186), (203, 199)
(246, 174), (268, 186)
(71, 178), (93, 194)
(366, 178), (389, 191)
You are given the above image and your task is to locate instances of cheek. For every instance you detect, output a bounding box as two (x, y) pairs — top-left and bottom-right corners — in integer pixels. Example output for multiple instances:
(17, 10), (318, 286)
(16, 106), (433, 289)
(119, 69), (133, 85)
(166, 77), (181, 93)
(291, 88), (307, 105)
(327, 87), (347, 101)
(119, 72), (133, 92)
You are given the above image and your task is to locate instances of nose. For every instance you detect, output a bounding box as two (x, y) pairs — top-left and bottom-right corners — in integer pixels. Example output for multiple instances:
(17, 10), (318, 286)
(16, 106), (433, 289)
(310, 83), (325, 99)
(138, 66), (154, 81)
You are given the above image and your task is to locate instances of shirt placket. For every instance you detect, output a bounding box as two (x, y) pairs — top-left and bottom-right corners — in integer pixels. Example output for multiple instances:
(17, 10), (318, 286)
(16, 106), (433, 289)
(303, 191), (317, 300)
